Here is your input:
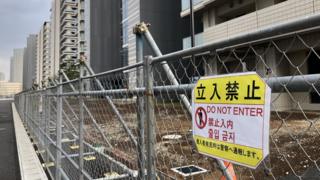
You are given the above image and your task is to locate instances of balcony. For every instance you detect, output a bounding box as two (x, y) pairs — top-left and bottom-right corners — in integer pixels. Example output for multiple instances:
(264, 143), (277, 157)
(61, 0), (77, 11)
(61, 9), (78, 20)
(182, 32), (204, 49)
(60, 36), (77, 44)
(61, 14), (78, 24)
(203, 0), (320, 44)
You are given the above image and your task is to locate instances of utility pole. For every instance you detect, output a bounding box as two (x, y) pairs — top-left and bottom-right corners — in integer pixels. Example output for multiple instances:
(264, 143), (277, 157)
(190, 0), (195, 48)
(189, 0), (196, 82)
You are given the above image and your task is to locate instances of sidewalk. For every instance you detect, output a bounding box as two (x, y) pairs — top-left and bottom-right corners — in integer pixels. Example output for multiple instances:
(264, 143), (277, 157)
(0, 100), (20, 179)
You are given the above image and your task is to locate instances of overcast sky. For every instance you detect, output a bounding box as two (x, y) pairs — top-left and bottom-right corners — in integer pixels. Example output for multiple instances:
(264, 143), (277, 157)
(0, 0), (51, 81)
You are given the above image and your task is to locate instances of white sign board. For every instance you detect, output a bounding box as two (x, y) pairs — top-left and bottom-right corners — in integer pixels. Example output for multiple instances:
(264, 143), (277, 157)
(192, 72), (271, 169)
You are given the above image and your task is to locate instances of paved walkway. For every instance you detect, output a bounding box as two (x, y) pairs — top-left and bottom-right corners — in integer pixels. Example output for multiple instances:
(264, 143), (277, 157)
(0, 100), (20, 179)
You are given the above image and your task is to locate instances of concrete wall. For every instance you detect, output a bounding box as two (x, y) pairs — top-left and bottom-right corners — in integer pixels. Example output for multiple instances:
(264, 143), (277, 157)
(23, 35), (37, 90)
(203, 0), (320, 44)
(89, 0), (122, 73)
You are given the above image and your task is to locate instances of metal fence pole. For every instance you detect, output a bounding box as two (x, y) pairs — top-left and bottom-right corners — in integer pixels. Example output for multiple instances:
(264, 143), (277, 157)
(79, 62), (85, 180)
(55, 73), (63, 180)
(141, 25), (233, 180)
(136, 32), (146, 180)
(143, 26), (192, 113)
(41, 90), (46, 156)
(23, 93), (27, 124)
(25, 94), (29, 129)
(46, 90), (51, 162)
(144, 56), (156, 180)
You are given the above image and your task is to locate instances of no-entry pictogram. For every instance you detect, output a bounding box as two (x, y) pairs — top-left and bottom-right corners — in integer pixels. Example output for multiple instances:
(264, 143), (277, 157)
(195, 107), (207, 129)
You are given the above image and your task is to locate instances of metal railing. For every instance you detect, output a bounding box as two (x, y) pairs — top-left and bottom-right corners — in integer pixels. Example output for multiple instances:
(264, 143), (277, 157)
(15, 14), (320, 180)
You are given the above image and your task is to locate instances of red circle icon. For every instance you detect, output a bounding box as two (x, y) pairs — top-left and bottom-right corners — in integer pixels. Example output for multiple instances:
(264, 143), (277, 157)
(195, 107), (207, 129)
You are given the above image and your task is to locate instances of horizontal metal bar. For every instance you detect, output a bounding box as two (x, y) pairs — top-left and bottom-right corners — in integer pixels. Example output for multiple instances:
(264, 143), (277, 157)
(55, 74), (320, 97)
(25, 110), (136, 177)
(266, 73), (320, 92)
(42, 142), (70, 180)
(58, 78), (78, 87)
(83, 62), (144, 80)
(62, 152), (95, 158)
(94, 174), (130, 180)
(23, 113), (92, 179)
(83, 142), (137, 177)
(151, 13), (320, 63)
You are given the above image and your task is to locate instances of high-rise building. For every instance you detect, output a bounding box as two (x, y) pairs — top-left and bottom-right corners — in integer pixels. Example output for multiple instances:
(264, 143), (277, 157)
(50, 0), (79, 76)
(84, 0), (122, 73)
(36, 22), (52, 88)
(123, 0), (189, 66)
(0, 72), (5, 81)
(78, 0), (186, 74)
(23, 35), (38, 90)
(10, 48), (24, 83)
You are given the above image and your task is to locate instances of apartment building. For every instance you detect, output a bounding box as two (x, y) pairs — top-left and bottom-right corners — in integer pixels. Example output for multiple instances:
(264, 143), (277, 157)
(23, 35), (38, 90)
(36, 22), (52, 88)
(10, 48), (24, 83)
(50, 0), (79, 77)
(181, 0), (320, 110)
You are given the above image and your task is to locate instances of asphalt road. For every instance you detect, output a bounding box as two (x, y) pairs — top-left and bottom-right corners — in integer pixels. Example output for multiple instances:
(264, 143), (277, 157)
(0, 100), (20, 179)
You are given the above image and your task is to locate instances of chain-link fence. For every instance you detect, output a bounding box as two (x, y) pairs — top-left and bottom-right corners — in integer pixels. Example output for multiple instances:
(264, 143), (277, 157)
(14, 14), (320, 180)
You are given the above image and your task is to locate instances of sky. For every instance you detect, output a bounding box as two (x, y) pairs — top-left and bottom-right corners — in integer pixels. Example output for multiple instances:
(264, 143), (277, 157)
(0, 0), (51, 81)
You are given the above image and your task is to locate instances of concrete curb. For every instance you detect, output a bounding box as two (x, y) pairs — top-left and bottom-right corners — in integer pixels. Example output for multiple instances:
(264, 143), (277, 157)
(12, 103), (48, 180)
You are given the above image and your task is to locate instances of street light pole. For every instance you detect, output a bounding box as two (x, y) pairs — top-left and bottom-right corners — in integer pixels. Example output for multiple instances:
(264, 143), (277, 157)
(190, 0), (195, 48)
(189, 0), (196, 81)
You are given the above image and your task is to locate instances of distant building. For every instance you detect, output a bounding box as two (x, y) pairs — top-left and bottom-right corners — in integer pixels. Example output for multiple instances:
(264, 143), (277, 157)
(0, 72), (5, 81)
(0, 82), (22, 97)
(23, 35), (38, 90)
(10, 48), (24, 83)
(36, 22), (52, 88)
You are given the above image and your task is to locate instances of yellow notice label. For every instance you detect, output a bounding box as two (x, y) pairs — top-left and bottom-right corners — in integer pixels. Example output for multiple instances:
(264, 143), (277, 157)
(194, 135), (263, 167)
(194, 74), (266, 105)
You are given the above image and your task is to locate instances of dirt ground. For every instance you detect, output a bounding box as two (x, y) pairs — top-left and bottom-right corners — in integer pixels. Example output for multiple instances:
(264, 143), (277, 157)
(75, 99), (320, 179)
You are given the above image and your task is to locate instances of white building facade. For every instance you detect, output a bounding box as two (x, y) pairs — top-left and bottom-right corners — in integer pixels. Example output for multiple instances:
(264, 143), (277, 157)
(182, 0), (320, 110)
(36, 22), (52, 87)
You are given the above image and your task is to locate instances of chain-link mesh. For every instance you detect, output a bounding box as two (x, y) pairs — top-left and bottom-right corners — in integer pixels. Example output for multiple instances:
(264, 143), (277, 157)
(150, 28), (320, 179)
(14, 22), (320, 180)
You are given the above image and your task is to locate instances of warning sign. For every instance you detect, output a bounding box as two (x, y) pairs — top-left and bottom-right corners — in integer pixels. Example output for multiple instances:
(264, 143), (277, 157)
(192, 72), (271, 169)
